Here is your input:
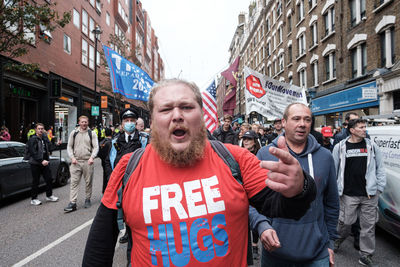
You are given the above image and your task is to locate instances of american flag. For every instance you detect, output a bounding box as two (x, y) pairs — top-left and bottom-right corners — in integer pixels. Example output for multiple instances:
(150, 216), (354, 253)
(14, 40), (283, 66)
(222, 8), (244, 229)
(202, 80), (218, 133)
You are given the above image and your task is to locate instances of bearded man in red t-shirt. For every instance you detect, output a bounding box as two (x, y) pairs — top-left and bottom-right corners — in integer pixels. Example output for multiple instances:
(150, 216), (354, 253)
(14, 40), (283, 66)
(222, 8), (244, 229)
(83, 79), (316, 267)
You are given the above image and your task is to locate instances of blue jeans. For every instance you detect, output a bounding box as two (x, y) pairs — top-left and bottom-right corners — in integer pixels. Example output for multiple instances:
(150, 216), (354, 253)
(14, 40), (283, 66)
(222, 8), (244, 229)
(261, 251), (329, 267)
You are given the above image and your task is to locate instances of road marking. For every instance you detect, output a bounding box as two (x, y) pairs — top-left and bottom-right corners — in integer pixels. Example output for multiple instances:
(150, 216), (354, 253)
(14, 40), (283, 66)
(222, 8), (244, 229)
(12, 219), (94, 267)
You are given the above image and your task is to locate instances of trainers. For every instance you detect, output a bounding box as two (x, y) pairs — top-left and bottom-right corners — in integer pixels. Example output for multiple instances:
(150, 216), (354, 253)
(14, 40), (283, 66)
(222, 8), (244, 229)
(30, 199), (42, 206)
(119, 232), (129, 243)
(359, 255), (376, 266)
(46, 195), (59, 202)
(64, 202), (77, 212)
(84, 199), (91, 208)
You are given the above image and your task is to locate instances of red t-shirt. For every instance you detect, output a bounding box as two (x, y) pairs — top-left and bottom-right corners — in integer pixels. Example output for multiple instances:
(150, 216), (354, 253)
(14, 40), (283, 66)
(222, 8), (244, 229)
(102, 141), (268, 266)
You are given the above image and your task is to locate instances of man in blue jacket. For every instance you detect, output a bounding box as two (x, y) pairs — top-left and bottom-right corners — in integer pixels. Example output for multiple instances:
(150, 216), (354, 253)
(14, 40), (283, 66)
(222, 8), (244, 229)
(250, 103), (339, 266)
(332, 118), (386, 267)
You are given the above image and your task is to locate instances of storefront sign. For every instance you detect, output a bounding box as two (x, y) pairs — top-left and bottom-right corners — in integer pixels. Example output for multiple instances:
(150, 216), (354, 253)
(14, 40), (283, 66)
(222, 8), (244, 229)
(91, 106), (99, 116)
(58, 96), (74, 103)
(311, 81), (379, 115)
(9, 84), (32, 97)
(101, 96), (108, 108)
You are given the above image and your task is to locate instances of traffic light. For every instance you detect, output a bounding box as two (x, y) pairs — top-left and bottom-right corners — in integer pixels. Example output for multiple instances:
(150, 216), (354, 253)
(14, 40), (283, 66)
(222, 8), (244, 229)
(51, 78), (62, 98)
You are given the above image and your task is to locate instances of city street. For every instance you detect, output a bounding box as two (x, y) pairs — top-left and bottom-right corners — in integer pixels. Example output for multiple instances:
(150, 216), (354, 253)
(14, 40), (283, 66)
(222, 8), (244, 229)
(0, 157), (399, 267)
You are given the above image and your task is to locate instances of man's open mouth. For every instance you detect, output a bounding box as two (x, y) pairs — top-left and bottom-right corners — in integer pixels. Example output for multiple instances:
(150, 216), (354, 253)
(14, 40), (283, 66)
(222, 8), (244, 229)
(173, 129), (186, 137)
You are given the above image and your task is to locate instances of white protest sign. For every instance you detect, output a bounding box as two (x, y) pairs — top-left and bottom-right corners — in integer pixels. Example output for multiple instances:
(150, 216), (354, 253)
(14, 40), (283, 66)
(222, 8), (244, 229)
(244, 67), (307, 120)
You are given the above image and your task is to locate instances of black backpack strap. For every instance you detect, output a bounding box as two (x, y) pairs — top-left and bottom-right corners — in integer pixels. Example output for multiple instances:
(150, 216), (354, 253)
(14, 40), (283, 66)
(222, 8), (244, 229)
(209, 140), (242, 184)
(116, 148), (145, 230)
(88, 129), (93, 149)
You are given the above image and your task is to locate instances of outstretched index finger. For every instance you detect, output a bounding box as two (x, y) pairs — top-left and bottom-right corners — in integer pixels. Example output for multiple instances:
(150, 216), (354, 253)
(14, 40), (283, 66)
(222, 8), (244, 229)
(268, 136), (294, 164)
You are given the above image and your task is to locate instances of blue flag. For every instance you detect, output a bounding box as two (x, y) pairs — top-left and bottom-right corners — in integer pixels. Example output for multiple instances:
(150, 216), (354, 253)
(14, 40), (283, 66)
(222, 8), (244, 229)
(102, 45), (154, 101)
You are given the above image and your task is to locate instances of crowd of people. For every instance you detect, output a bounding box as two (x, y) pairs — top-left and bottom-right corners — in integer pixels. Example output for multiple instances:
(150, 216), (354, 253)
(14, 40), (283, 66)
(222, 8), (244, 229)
(15, 78), (385, 267)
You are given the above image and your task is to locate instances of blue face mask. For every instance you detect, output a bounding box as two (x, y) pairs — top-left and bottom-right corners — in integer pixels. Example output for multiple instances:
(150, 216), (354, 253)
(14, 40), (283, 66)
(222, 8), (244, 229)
(124, 122), (136, 133)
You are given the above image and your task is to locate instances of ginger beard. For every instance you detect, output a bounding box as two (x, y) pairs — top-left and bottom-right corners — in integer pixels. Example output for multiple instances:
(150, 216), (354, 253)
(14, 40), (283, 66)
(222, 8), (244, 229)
(151, 123), (207, 167)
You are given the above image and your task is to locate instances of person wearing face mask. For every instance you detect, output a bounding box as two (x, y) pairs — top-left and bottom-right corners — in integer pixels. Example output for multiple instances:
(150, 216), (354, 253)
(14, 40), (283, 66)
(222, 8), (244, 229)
(104, 108), (142, 183)
(103, 108), (142, 246)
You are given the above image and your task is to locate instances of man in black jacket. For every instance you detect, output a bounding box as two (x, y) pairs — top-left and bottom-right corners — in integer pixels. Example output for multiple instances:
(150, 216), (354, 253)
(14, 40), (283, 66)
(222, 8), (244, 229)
(212, 114), (238, 144)
(103, 108), (142, 245)
(27, 123), (59, 206)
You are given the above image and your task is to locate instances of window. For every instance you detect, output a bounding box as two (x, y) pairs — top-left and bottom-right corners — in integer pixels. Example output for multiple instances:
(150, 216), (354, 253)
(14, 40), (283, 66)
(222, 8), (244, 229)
(278, 26), (283, 44)
(289, 76), (293, 84)
(73, 9), (80, 29)
(350, 0), (366, 27)
(299, 69), (306, 88)
(279, 54), (284, 71)
(96, 0), (102, 13)
(89, 45), (95, 70)
(89, 17), (95, 41)
(288, 44), (293, 63)
(309, 0), (317, 9)
(287, 15), (292, 33)
(325, 52), (336, 81)
(82, 9), (88, 35)
(350, 43), (367, 78)
(106, 12), (110, 26)
(63, 34), (71, 54)
(380, 27), (395, 68)
(268, 64), (272, 77)
(82, 39), (88, 65)
(277, 1), (282, 17)
(266, 42), (271, 57)
(266, 17), (271, 32)
(298, 34), (306, 56)
(311, 61), (318, 86)
(273, 33), (277, 50)
(311, 23), (318, 47)
(97, 51), (100, 66)
(323, 7), (335, 36)
(274, 59), (278, 74)
(297, 0), (305, 22)
(89, 0), (95, 7)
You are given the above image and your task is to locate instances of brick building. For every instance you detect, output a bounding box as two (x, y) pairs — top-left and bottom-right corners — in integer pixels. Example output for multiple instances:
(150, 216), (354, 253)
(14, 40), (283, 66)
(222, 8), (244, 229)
(0, 0), (164, 142)
(224, 0), (400, 127)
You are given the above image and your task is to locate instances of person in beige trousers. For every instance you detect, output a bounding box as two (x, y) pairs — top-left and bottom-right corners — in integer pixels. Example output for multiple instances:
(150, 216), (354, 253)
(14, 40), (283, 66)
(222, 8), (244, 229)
(64, 115), (98, 212)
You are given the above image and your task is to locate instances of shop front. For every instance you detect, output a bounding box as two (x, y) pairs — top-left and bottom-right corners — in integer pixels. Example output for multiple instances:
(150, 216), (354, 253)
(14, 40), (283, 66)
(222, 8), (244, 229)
(311, 80), (379, 128)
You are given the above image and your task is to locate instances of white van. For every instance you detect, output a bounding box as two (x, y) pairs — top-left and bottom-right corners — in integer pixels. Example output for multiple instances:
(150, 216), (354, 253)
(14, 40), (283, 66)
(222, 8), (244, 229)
(367, 124), (400, 239)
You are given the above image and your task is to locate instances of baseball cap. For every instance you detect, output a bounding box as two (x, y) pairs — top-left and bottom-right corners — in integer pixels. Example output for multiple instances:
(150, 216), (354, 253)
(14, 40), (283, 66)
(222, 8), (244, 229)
(242, 130), (258, 139)
(120, 108), (138, 121)
(321, 126), (333, 137)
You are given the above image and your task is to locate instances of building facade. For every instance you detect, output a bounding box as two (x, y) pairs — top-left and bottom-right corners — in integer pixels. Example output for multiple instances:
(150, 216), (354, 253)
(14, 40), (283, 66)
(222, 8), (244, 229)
(224, 0), (400, 127)
(0, 0), (164, 143)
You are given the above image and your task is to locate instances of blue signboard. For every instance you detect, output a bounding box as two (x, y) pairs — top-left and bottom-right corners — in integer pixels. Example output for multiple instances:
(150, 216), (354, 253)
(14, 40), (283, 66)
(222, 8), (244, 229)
(311, 81), (379, 115)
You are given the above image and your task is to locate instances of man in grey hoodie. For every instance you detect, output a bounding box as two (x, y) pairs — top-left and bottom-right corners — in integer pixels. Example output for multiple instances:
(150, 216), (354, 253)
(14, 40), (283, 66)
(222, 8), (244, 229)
(250, 103), (339, 266)
(332, 118), (386, 267)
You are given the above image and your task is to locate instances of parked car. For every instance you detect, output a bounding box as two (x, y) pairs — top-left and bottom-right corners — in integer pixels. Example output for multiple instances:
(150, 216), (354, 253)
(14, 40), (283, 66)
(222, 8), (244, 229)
(0, 141), (70, 201)
(367, 125), (400, 239)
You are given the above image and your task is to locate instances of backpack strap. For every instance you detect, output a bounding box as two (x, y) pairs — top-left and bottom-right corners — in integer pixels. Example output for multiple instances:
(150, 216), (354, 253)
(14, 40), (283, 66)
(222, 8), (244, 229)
(72, 129), (93, 150)
(209, 140), (243, 184)
(116, 148), (145, 230)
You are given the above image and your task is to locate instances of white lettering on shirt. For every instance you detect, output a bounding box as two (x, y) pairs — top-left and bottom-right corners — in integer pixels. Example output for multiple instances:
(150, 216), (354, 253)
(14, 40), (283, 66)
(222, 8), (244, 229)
(184, 180), (207, 218)
(161, 184), (188, 222)
(143, 186), (160, 224)
(142, 176), (226, 224)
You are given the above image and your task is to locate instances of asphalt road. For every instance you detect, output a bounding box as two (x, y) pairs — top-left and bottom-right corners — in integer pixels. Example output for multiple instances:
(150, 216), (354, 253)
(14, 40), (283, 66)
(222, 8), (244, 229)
(1, 157), (400, 267)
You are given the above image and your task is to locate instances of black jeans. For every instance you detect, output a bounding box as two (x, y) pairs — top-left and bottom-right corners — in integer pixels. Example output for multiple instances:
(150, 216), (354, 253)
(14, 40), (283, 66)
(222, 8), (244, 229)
(30, 164), (53, 199)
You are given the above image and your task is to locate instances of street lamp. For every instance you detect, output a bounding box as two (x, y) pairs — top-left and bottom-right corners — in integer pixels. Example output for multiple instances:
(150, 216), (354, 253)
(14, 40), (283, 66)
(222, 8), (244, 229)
(92, 25), (102, 125)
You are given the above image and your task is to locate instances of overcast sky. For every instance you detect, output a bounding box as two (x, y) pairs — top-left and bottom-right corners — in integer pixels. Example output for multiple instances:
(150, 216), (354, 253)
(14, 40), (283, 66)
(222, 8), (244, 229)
(142, 0), (251, 89)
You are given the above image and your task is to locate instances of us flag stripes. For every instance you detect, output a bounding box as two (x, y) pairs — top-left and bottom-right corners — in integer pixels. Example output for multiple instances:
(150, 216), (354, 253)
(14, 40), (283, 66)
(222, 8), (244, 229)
(202, 80), (218, 133)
